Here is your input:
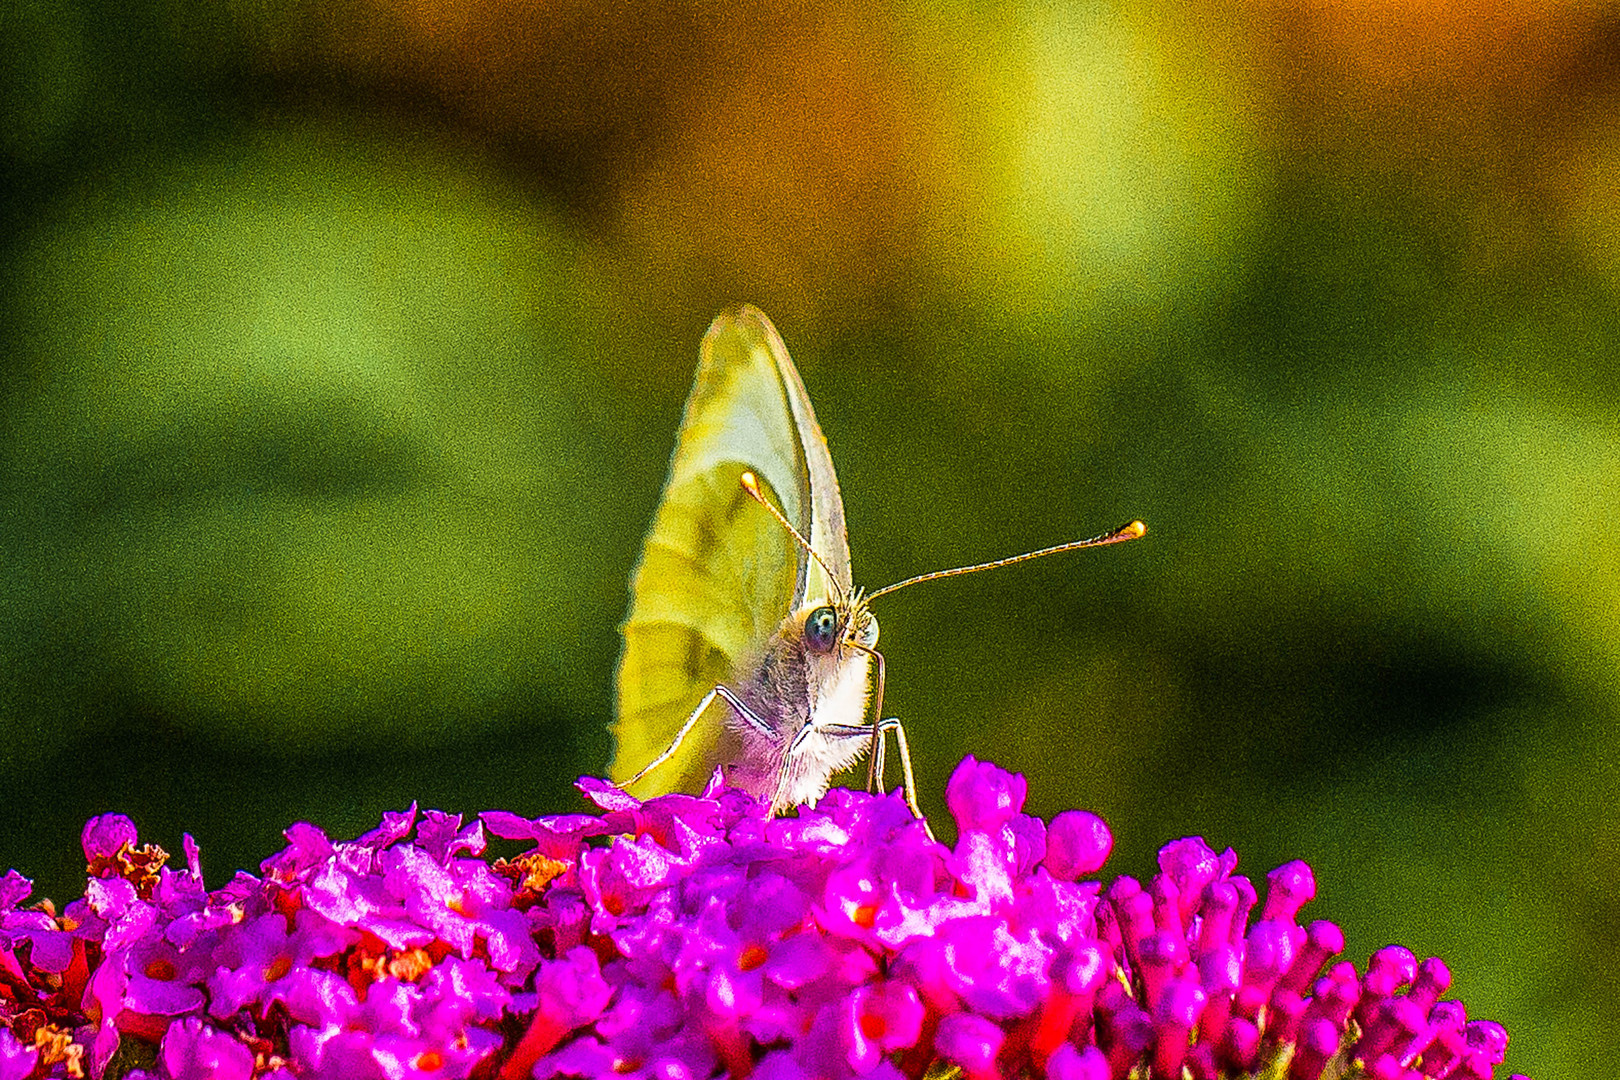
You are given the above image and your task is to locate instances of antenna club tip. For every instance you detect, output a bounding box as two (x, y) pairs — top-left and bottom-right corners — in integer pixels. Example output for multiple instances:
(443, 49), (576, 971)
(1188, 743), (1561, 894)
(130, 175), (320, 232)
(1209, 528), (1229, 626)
(740, 471), (761, 493)
(1123, 520), (1147, 539)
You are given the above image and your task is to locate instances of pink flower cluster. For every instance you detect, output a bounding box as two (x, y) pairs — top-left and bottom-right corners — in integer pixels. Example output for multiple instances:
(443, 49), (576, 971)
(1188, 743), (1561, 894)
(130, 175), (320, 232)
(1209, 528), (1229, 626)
(0, 758), (1525, 1080)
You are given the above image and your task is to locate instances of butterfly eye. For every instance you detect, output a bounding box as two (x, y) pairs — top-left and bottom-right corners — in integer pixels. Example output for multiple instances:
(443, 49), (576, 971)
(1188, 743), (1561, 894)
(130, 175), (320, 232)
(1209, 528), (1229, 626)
(804, 606), (840, 653)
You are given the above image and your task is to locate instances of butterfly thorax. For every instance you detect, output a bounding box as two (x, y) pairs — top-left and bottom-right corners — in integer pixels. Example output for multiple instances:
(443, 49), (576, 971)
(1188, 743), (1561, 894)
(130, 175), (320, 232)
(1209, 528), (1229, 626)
(721, 592), (880, 809)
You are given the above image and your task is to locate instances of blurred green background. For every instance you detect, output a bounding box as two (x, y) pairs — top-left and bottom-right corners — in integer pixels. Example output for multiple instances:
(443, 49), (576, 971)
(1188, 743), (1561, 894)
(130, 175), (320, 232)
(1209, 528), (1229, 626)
(2, 0), (1615, 1073)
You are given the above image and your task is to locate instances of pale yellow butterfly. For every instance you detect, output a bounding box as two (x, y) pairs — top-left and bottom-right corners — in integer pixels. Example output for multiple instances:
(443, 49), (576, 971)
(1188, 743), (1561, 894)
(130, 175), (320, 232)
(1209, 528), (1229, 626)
(610, 306), (1144, 820)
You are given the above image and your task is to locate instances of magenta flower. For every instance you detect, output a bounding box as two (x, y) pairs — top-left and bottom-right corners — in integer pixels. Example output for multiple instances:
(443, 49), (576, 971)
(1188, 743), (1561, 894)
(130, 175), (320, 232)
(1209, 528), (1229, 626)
(0, 757), (1528, 1080)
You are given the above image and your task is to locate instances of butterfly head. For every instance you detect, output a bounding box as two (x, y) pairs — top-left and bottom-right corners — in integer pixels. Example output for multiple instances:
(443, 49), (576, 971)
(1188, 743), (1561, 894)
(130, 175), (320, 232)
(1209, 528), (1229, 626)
(780, 586), (881, 748)
(800, 587), (879, 657)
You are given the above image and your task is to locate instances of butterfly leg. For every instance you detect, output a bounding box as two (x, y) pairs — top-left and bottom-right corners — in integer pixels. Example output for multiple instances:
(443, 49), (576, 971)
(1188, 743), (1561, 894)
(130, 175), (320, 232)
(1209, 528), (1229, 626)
(873, 717), (925, 823)
(814, 718), (933, 841)
(859, 646), (888, 794)
(619, 684), (763, 790)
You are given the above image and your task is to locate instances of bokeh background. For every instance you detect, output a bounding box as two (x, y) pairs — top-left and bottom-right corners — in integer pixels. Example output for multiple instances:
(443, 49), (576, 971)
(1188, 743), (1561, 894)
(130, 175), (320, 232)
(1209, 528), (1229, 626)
(2, 1), (1616, 1073)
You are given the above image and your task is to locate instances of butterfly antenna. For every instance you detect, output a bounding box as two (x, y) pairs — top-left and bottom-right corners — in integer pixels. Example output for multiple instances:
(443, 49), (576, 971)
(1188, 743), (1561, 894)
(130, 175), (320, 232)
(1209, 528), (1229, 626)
(739, 471), (846, 605)
(867, 519), (1146, 602)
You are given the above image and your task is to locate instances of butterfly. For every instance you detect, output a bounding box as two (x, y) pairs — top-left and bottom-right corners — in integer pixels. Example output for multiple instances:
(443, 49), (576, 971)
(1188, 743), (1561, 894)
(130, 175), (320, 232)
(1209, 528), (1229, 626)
(610, 306), (1144, 820)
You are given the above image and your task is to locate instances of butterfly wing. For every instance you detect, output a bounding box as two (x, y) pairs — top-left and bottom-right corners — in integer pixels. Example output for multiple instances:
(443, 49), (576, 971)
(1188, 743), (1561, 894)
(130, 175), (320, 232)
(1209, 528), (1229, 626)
(612, 306), (853, 794)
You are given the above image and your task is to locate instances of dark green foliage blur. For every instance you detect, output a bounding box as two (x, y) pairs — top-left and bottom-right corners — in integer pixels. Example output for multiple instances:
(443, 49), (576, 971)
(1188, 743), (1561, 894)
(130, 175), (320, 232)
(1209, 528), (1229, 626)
(2, 1), (1615, 1073)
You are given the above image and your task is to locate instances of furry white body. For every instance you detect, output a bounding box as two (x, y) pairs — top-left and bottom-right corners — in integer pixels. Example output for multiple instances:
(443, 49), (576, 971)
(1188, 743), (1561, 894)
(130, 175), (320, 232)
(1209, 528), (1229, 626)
(722, 608), (878, 811)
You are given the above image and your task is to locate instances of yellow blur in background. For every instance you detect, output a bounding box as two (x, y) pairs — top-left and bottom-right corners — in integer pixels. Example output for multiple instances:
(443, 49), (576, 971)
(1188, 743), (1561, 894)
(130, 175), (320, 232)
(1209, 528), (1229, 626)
(2, 1), (1617, 1073)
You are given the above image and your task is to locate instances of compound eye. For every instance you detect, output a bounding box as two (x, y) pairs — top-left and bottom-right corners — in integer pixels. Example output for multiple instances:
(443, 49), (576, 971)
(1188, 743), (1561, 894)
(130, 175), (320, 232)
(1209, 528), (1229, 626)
(804, 606), (840, 653)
